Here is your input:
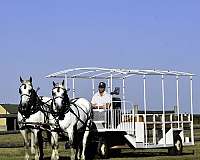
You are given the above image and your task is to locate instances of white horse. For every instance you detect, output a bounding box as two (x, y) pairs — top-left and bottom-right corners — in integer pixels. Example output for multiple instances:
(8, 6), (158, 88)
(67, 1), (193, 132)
(49, 80), (92, 160)
(18, 77), (52, 160)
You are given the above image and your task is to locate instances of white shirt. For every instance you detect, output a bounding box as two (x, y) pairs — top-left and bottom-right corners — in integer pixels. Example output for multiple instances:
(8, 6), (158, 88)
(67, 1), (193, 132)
(91, 91), (111, 107)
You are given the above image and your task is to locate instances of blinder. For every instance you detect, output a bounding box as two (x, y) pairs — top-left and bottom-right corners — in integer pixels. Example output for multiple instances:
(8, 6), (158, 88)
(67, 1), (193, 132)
(19, 86), (40, 118)
(51, 86), (70, 120)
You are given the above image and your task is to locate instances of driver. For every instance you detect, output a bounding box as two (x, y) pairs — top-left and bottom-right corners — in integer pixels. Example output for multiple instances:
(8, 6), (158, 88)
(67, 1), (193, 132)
(91, 82), (111, 109)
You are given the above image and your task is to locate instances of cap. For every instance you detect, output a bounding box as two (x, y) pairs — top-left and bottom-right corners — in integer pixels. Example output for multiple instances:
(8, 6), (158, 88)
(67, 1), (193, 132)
(98, 82), (106, 88)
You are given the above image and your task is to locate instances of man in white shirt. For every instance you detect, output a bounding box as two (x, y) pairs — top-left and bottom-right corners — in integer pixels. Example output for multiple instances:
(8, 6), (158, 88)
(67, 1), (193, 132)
(91, 82), (111, 109)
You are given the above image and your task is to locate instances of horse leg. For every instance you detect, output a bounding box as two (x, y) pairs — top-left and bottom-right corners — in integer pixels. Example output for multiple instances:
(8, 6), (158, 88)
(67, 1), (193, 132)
(31, 132), (35, 154)
(77, 141), (83, 160)
(37, 130), (44, 160)
(32, 129), (40, 160)
(67, 127), (76, 160)
(21, 129), (30, 160)
(51, 131), (59, 160)
(81, 120), (91, 160)
(75, 132), (82, 160)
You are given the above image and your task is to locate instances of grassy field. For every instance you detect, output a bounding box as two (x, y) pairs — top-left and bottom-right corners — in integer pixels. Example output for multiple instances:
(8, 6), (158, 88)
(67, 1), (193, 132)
(0, 133), (199, 160)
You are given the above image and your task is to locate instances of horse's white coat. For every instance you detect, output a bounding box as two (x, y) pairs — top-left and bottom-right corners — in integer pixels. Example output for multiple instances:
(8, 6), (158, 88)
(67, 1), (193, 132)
(49, 81), (92, 160)
(18, 77), (51, 160)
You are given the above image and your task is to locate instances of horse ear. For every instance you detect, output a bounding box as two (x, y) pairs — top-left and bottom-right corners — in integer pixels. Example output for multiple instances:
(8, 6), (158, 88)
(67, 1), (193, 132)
(53, 81), (56, 87)
(62, 80), (65, 86)
(19, 88), (22, 94)
(30, 76), (32, 83)
(20, 76), (23, 83)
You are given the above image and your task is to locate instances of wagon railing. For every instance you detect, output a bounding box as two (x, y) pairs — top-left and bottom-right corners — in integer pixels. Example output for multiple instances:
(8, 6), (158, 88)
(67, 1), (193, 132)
(93, 108), (193, 146)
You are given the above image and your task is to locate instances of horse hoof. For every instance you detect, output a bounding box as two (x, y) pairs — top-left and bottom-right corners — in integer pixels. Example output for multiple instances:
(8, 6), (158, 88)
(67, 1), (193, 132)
(51, 156), (59, 160)
(24, 155), (29, 160)
(35, 156), (40, 160)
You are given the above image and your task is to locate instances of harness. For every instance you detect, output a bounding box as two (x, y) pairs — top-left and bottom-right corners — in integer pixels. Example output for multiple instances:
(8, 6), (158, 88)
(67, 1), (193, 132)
(50, 97), (92, 132)
(18, 86), (52, 130)
(69, 99), (91, 125)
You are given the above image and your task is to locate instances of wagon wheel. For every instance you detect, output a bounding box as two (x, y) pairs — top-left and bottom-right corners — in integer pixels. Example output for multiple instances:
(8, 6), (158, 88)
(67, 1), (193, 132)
(168, 135), (183, 155)
(98, 137), (110, 159)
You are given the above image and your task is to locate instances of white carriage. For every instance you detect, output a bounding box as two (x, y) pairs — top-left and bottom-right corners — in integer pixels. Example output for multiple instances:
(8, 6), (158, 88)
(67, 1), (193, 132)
(46, 67), (195, 158)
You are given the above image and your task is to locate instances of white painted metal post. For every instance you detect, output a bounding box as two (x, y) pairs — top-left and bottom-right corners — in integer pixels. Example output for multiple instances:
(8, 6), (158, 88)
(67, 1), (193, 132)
(72, 78), (75, 99)
(92, 79), (95, 96)
(190, 76), (194, 145)
(107, 79), (110, 93)
(181, 114), (184, 138)
(110, 73), (114, 129)
(132, 106), (135, 135)
(176, 76), (180, 129)
(107, 78), (110, 128)
(122, 78), (125, 129)
(122, 78), (126, 114)
(153, 114), (156, 144)
(110, 74), (113, 104)
(161, 75), (166, 146)
(143, 75), (148, 147)
(65, 74), (68, 90)
(170, 114), (173, 129)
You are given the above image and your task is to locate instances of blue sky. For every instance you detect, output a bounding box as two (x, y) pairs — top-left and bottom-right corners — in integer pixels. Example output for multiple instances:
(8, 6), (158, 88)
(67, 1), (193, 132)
(0, 1), (199, 113)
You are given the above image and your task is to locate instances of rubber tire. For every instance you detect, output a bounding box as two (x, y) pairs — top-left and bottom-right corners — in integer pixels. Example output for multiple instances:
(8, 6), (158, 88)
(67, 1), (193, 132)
(98, 137), (110, 159)
(168, 135), (183, 155)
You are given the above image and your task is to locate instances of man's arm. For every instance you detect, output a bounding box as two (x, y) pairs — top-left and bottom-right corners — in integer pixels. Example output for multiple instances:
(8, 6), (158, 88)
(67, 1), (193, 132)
(91, 103), (98, 108)
(92, 103), (108, 109)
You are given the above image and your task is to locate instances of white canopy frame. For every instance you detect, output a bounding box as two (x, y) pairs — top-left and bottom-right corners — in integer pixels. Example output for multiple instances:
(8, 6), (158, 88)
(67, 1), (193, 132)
(46, 67), (194, 79)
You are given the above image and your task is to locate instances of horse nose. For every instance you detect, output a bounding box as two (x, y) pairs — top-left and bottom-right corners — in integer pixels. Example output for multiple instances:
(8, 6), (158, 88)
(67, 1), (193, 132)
(20, 103), (27, 111)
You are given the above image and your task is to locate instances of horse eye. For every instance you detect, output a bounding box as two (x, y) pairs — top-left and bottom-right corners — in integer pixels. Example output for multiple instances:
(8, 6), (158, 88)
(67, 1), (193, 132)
(24, 85), (26, 89)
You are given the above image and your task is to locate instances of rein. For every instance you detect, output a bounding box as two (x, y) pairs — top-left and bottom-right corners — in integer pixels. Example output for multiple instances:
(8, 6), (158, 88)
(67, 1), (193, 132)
(69, 100), (90, 126)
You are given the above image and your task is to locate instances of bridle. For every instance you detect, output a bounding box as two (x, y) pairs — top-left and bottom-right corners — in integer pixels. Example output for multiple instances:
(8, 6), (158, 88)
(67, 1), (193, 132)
(51, 86), (70, 118)
(19, 84), (32, 98)
(19, 83), (41, 118)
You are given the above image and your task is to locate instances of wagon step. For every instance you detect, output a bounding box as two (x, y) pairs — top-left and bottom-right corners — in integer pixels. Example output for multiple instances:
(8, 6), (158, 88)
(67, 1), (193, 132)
(124, 134), (136, 148)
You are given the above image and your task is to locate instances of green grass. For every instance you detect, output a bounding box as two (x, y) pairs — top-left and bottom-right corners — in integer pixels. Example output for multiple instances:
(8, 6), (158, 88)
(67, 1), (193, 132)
(0, 133), (199, 160)
(112, 146), (199, 160)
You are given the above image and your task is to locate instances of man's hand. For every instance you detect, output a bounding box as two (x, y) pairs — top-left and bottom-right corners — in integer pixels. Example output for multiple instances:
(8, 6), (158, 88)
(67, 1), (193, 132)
(106, 103), (111, 109)
(92, 104), (106, 109)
